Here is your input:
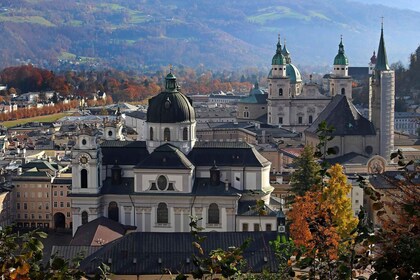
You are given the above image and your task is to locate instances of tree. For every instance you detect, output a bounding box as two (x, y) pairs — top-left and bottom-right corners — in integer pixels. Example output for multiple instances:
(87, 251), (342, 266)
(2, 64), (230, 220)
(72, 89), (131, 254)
(322, 164), (358, 238)
(290, 145), (321, 196)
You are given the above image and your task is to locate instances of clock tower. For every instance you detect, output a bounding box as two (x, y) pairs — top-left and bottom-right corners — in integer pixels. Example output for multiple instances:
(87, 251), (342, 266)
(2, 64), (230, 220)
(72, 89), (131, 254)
(71, 125), (103, 234)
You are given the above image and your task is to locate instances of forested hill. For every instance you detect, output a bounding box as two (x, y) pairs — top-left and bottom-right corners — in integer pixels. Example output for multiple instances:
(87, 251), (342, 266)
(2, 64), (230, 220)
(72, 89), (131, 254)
(0, 0), (419, 71)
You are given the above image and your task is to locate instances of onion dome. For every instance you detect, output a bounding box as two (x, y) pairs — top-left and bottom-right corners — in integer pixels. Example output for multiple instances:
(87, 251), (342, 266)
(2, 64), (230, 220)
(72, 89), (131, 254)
(286, 64), (302, 83)
(333, 37), (349, 65)
(272, 35), (285, 65)
(146, 72), (195, 123)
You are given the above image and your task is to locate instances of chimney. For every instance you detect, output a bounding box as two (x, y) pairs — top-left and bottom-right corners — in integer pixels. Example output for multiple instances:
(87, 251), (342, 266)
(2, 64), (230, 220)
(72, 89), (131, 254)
(224, 179), (229, 192)
(111, 164), (122, 185)
(209, 161), (220, 186)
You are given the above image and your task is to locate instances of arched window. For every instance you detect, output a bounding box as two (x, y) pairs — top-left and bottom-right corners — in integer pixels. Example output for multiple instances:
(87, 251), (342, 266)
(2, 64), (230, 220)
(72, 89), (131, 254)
(157, 203), (168, 224)
(150, 127), (154, 140)
(108, 201), (119, 222)
(81, 211), (88, 225)
(341, 88), (345, 95)
(309, 115), (313, 124)
(81, 169), (88, 188)
(183, 127), (188, 140)
(279, 88), (283, 96)
(208, 203), (220, 224)
(164, 128), (170, 141)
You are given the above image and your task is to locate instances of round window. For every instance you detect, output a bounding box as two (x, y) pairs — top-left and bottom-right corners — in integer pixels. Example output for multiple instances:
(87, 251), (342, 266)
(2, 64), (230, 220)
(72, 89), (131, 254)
(365, 146), (373, 154)
(157, 175), (168, 191)
(108, 130), (113, 137)
(82, 139), (87, 145)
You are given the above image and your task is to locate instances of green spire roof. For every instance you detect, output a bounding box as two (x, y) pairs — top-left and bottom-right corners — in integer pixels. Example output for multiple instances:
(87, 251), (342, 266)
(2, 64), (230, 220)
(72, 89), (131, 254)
(272, 35), (285, 65)
(375, 26), (390, 71)
(282, 39), (292, 64)
(333, 37), (348, 65)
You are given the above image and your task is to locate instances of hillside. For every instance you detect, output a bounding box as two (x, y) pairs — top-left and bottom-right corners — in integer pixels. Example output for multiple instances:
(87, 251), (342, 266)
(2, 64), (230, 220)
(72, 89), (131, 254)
(0, 0), (419, 71)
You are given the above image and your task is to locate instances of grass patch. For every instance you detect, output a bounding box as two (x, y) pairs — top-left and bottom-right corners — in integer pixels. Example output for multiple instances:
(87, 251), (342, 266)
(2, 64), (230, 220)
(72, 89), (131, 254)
(67, 19), (83, 26)
(0, 15), (55, 26)
(3, 113), (69, 128)
(58, 52), (76, 60)
(248, 6), (313, 24)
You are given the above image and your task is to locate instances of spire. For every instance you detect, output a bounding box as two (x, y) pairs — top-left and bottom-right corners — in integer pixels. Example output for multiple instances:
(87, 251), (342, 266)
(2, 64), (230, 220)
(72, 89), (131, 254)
(276, 33), (282, 53)
(338, 35), (345, 54)
(282, 38), (291, 64)
(333, 35), (348, 65)
(375, 20), (390, 71)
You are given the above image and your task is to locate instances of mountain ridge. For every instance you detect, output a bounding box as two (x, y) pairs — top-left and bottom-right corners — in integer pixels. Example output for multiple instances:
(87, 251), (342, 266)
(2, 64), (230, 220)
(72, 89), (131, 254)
(0, 0), (419, 71)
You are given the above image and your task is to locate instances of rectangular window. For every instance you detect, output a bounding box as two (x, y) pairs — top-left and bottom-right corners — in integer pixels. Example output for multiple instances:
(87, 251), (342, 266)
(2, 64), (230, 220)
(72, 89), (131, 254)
(54, 191), (57, 197)
(30, 192), (35, 198)
(254, 224), (260, 232)
(266, 224), (272, 231)
(23, 203), (27, 210)
(24, 214), (28, 219)
(45, 192), (49, 198)
(298, 116), (303, 124)
(16, 192), (20, 198)
(45, 203), (49, 210)
(67, 212), (70, 218)
(31, 214), (35, 219)
(24, 192), (28, 198)
(54, 202), (57, 208)
(17, 214), (20, 219)
(67, 202), (71, 207)
(38, 203), (42, 210)
(60, 191), (64, 196)
(242, 223), (248, 232)
(60, 202), (64, 208)
(38, 214), (42, 219)
(38, 192), (42, 198)
(279, 117), (283, 124)
(16, 203), (20, 210)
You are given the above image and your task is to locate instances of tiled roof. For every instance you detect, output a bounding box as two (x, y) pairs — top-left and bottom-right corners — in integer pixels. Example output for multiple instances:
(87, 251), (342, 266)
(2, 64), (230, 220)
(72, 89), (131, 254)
(79, 231), (283, 275)
(136, 144), (193, 170)
(238, 94), (268, 104)
(305, 95), (376, 136)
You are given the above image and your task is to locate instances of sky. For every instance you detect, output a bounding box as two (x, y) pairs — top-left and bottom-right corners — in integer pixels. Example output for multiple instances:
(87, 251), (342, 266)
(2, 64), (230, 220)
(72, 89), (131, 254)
(351, 0), (420, 12)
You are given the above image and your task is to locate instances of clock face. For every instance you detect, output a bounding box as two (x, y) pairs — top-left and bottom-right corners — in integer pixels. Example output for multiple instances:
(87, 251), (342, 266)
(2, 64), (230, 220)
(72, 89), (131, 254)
(79, 155), (89, 165)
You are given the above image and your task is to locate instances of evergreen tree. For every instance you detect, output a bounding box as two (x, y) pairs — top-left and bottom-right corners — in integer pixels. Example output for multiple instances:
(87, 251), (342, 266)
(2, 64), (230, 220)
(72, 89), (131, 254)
(290, 145), (321, 196)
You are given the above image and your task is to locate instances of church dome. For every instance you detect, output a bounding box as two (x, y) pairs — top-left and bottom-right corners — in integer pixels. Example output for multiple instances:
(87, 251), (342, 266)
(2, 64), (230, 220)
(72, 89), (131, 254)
(286, 64), (302, 83)
(147, 73), (195, 123)
(333, 38), (348, 65)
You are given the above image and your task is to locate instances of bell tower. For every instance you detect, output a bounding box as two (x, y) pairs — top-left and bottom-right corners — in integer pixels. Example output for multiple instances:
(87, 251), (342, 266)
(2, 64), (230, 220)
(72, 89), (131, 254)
(329, 36), (352, 100)
(369, 23), (395, 160)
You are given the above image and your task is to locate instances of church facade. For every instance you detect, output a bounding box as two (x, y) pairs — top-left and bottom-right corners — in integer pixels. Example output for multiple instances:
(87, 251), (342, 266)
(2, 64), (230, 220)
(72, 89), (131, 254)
(266, 37), (352, 132)
(70, 73), (282, 235)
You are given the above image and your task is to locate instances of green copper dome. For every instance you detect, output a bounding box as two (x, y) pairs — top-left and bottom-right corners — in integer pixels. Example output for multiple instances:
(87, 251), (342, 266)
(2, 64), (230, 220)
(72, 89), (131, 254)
(333, 38), (348, 65)
(286, 64), (302, 83)
(272, 38), (285, 65)
(147, 73), (195, 123)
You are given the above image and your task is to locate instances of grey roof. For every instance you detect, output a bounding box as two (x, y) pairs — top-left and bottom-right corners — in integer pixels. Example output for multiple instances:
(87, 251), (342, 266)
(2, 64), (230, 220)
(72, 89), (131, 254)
(305, 95), (376, 136)
(192, 178), (241, 196)
(79, 231), (282, 275)
(238, 93), (268, 104)
(51, 246), (101, 263)
(326, 152), (370, 165)
(189, 142), (270, 167)
(136, 144), (193, 170)
(237, 200), (278, 217)
(101, 141), (148, 165)
(125, 110), (147, 119)
(375, 28), (390, 71)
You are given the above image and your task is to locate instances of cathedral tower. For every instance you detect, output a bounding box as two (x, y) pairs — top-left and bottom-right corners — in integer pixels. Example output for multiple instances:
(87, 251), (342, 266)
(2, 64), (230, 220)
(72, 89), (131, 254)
(329, 37), (353, 100)
(267, 35), (291, 126)
(369, 24), (395, 160)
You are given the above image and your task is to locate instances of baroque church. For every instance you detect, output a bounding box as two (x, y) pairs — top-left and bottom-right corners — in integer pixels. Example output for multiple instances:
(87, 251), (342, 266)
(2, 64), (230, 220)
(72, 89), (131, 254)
(267, 35), (352, 132)
(70, 73), (282, 235)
